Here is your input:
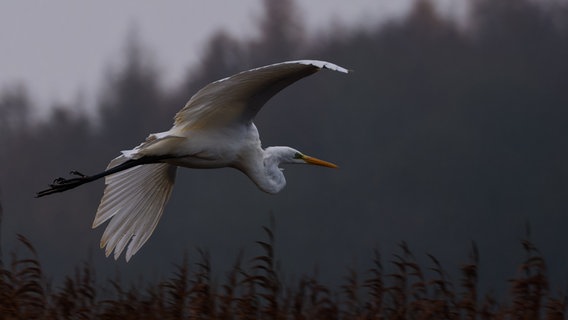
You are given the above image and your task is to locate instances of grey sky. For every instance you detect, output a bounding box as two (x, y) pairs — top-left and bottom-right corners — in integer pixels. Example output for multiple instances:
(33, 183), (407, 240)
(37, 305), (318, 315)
(0, 1), (402, 111)
(0, 0), (469, 117)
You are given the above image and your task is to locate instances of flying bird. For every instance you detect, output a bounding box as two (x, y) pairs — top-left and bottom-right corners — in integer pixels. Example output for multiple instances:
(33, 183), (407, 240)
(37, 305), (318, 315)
(37, 60), (348, 261)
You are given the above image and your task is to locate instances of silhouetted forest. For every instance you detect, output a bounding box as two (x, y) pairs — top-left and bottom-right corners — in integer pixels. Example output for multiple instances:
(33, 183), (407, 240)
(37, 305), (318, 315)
(1, 0), (568, 315)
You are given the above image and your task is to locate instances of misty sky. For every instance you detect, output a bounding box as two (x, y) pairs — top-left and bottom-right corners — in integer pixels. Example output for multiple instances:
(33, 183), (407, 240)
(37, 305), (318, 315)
(0, 0), (468, 118)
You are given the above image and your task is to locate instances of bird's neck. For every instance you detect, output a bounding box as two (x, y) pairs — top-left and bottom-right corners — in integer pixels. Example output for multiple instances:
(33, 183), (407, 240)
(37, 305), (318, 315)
(244, 147), (287, 194)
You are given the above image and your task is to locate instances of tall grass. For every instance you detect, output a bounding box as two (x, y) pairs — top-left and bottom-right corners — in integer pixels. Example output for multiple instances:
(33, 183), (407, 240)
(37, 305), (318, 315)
(0, 226), (566, 319)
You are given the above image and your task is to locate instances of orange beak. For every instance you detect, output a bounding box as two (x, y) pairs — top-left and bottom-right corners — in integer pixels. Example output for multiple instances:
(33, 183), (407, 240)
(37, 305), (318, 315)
(302, 155), (338, 168)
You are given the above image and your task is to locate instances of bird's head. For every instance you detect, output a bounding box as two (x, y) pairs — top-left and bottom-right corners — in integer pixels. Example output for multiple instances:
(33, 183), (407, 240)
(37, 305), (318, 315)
(290, 150), (338, 168)
(266, 146), (338, 169)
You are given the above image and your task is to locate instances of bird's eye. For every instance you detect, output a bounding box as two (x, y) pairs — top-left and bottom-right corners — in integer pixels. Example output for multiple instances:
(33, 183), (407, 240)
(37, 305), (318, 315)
(294, 152), (303, 159)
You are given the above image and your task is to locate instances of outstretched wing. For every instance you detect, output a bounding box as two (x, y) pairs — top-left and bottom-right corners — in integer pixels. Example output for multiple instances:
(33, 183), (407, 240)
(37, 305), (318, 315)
(173, 60), (348, 131)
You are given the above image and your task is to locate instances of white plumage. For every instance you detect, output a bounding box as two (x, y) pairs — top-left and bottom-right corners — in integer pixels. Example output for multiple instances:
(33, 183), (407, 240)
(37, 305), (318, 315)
(38, 59), (349, 261)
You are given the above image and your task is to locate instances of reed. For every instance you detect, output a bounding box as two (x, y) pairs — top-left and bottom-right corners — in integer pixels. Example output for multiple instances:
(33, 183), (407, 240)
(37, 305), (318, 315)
(0, 223), (566, 319)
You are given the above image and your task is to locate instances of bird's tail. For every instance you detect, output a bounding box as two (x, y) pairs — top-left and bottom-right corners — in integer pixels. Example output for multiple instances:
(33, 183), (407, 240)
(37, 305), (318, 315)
(92, 155), (177, 261)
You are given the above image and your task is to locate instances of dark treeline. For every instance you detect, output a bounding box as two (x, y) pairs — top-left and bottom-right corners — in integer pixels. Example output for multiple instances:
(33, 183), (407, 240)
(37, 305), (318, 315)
(1, 0), (568, 308)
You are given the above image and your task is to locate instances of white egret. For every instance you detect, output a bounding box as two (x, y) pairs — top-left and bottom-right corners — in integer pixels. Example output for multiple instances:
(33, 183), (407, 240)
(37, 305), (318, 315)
(37, 60), (348, 261)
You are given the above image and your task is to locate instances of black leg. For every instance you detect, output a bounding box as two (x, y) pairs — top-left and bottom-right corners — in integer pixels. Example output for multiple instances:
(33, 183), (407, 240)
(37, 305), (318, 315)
(35, 156), (167, 198)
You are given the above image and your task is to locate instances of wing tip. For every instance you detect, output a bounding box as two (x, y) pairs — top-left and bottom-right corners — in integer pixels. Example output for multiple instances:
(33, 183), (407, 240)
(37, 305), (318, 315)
(292, 60), (350, 74)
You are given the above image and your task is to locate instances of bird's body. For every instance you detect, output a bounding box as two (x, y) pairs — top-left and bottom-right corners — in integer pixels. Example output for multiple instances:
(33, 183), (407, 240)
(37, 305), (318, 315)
(38, 60), (348, 261)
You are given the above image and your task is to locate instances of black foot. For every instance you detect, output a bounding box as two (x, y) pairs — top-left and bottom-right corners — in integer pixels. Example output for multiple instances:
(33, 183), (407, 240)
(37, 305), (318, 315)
(36, 170), (93, 198)
(70, 170), (86, 178)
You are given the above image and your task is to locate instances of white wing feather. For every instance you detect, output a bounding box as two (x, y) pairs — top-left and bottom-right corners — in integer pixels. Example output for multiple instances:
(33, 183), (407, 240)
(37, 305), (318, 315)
(93, 155), (177, 261)
(173, 59), (349, 131)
